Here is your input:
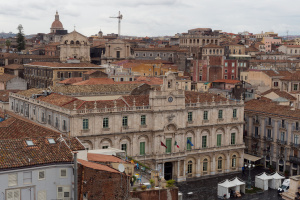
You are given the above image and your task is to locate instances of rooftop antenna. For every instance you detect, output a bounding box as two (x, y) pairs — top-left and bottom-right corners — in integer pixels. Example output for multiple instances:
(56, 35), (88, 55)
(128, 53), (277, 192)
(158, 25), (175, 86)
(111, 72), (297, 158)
(286, 30), (289, 41)
(110, 11), (123, 37)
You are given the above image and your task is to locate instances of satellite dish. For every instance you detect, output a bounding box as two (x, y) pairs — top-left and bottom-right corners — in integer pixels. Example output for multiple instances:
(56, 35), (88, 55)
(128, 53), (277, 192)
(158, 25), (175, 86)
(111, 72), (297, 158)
(118, 164), (125, 173)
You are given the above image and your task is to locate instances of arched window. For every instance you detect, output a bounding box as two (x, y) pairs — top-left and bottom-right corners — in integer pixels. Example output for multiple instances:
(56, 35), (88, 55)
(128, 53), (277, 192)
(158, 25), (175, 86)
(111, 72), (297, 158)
(64, 40), (68, 44)
(188, 161), (193, 174)
(203, 158), (208, 171)
(218, 156), (222, 170)
(232, 155), (237, 167)
(76, 40), (80, 45)
(70, 40), (74, 45)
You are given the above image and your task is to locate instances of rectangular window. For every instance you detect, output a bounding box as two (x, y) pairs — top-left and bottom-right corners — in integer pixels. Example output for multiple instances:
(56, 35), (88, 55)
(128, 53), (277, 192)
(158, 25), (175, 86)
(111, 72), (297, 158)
(202, 136), (207, 148)
(57, 186), (70, 200)
(268, 118), (272, 125)
(232, 63), (235, 67)
(267, 129), (272, 138)
(122, 144), (127, 152)
(224, 75), (227, 79)
(203, 162), (208, 171)
(60, 169), (67, 178)
(231, 133), (236, 145)
(217, 134), (222, 147)
(218, 159), (222, 169)
(23, 172), (32, 184)
(203, 111), (208, 120)
(294, 135), (299, 145)
(38, 171), (45, 180)
(187, 137), (192, 150)
(166, 138), (172, 153)
(282, 120), (285, 128)
(140, 142), (145, 155)
(233, 109), (237, 118)
(82, 119), (89, 130)
(140, 142), (145, 156)
(274, 82), (278, 87)
(281, 132), (285, 141)
(103, 117), (109, 128)
(8, 173), (18, 186)
(218, 110), (223, 119)
(294, 84), (298, 91)
(122, 116), (128, 127)
(296, 122), (299, 130)
(188, 112), (193, 122)
(116, 51), (120, 58)
(6, 189), (20, 200)
(255, 127), (259, 136)
(141, 115), (146, 125)
(225, 62), (228, 67)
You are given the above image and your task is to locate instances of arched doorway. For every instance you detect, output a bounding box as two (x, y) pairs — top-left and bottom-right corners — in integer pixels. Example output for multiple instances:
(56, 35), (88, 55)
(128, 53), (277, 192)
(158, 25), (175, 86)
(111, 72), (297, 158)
(164, 162), (173, 180)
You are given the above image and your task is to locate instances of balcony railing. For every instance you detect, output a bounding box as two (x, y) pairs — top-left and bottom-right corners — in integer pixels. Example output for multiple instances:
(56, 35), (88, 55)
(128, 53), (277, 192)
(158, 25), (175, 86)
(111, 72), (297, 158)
(263, 136), (273, 142)
(290, 142), (300, 148)
(289, 156), (300, 165)
(252, 134), (260, 139)
(276, 139), (287, 145)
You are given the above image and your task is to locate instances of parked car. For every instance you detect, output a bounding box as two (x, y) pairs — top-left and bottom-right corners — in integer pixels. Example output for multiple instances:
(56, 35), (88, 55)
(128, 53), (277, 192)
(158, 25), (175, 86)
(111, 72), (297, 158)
(278, 179), (290, 193)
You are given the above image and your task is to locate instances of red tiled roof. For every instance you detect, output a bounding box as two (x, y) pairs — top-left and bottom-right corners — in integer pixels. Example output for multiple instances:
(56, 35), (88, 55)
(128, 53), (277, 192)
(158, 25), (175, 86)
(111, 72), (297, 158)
(213, 79), (241, 84)
(26, 62), (101, 68)
(261, 89), (297, 100)
(58, 77), (83, 85)
(4, 64), (24, 70)
(87, 153), (129, 163)
(77, 159), (121, 173)
(0, 90), (19, 102)
(73, 78), (115, 85)
(262, 70), (292, 77)
(185, 91), (228, 103)
(203, 44), (222, 48)
(245, 99), (300, 120)
(135, 76), (163, 85)
(0, 73), (16, 82)
(122, 95), (149, 107)
(280, 71), (300, 81)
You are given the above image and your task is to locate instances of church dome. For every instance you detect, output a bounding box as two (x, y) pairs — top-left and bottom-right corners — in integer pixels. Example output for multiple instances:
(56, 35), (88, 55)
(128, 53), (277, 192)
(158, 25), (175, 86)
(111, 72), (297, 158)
(50, 11), (64, 33)
(51, 20), (63, 29)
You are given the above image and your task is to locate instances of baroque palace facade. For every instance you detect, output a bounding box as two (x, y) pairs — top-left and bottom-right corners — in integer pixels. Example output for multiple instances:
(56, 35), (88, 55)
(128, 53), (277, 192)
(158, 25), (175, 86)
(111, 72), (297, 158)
(9, 73), (245, 181)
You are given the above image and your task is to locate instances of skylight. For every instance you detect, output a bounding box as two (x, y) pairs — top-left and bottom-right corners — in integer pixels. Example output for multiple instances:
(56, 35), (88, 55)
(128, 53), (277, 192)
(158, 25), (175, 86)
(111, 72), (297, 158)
(48, 138), (56, 144)
(26, 140), (34, 146)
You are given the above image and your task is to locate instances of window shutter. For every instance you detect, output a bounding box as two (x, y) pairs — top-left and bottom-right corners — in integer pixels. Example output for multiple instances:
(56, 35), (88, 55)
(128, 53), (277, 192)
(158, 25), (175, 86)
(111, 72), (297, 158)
(8, 173), (17, 186)
(37, 191), (46, 200)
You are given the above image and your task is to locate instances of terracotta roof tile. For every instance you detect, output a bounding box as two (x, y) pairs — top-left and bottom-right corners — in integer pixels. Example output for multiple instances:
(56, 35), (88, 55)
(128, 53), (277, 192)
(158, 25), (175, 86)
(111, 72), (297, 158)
(280, 71), (300, 81)
(73, 78), (115, 85)
(245, 99), (300, 120)
(26, 62), (101, 68)
(4, 64), (24, 70)
(0, 74), (16, 82)
(185, 91), (228, 103)
(203, 44), (222, 48)
(0, 90), (19, 102)
(87, 153), (129, 163)
(213, 79), (241, 84)
(261, 89), (297, 101)
(58, 77), (83, 85)
(262, 70), (292, 77)
(78, 159), (121, 173)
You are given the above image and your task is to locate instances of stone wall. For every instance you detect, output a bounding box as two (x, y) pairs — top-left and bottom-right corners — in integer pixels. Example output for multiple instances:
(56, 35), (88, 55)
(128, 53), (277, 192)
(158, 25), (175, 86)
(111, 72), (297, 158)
(130, 188), (178, 200)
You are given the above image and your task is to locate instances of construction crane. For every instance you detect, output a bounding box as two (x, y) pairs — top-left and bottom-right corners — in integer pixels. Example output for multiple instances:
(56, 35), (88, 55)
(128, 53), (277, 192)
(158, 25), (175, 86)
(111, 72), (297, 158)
(110, 11), (123, 37)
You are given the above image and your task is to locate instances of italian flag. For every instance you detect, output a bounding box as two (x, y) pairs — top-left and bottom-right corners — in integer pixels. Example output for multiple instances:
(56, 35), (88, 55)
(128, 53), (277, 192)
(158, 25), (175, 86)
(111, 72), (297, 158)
(174, 141), (179, 148)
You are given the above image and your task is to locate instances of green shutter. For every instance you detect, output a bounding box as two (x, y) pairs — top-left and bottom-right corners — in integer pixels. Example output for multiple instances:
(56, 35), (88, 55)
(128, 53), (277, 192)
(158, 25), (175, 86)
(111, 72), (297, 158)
(217, 134), (221, 147)
(166, 139), (172, 153)
(233, 109), (237, 118)
(231, 133), (235, 145)
(202, 136), (207, 148)
(140, 142), (145, 155)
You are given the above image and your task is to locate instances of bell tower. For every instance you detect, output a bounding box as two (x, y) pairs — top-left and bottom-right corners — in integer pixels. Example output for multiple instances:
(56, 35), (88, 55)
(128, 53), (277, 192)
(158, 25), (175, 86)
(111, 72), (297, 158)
(149, 72), (185, 111)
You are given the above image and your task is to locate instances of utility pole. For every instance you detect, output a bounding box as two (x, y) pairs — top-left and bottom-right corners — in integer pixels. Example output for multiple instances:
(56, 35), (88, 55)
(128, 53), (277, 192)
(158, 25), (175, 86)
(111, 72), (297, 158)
(110, 11), (123, 37)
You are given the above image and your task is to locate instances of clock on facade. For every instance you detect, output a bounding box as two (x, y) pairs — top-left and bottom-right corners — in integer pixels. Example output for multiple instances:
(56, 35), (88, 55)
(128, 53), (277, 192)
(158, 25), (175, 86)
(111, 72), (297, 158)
(168, 96), (173, 102)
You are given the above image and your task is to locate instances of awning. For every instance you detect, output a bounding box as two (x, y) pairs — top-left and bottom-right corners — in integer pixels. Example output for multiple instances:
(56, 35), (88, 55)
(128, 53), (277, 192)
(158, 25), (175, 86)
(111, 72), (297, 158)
(244, 153), (262, 162)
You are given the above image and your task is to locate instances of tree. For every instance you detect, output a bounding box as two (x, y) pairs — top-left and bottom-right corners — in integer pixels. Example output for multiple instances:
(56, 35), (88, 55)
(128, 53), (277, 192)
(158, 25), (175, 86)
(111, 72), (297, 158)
(16, 24), (25, 52)
(5, 39), (11, 52)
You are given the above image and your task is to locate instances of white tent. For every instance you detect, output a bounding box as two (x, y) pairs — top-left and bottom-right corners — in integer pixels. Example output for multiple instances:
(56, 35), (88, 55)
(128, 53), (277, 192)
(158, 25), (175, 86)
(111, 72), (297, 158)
(218, 178), (246, 198)
(218, 179), (235, 198)
(230, 177), (246, 194)
(269, 172), (285, 189)
(255, 172), (272, 190)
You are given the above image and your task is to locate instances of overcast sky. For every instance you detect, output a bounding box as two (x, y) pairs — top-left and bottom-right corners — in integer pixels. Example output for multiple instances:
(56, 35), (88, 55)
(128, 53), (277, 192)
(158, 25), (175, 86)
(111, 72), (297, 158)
(1, 0), (300, 37)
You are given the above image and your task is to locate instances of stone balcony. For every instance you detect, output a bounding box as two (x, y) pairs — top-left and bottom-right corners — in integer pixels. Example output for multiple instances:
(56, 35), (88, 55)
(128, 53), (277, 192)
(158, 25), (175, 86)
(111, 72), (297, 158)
(132, 144), (245, 161)
(290, 142), (300, 148)
(276, 139), (287, 145)
(263, 136), (273, 142)
(289, 156), (300, 165)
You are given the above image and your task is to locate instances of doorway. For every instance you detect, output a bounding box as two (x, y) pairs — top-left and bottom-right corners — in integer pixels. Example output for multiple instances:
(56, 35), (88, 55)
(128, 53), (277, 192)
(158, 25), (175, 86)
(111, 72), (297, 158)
(164, 162), (173, 180)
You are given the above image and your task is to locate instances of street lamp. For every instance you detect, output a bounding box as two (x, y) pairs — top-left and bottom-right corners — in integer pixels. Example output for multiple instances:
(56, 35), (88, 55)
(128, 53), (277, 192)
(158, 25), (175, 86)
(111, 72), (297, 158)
(245, 163), (255, 189)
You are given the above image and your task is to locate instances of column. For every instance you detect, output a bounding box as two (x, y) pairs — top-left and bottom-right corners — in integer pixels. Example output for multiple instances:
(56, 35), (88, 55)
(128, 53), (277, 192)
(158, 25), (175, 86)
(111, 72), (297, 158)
(226, 152), (230, 173)
(211, 155), (216, 175)
(183, 160), (186, 177)
(196, 158), (201, 177)
(177, 160), (180, 181)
